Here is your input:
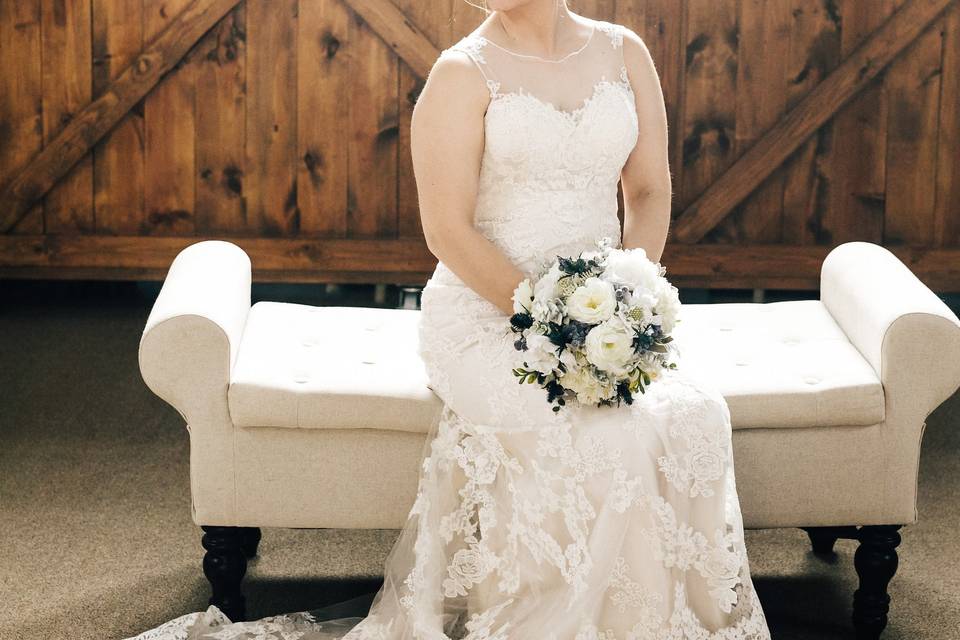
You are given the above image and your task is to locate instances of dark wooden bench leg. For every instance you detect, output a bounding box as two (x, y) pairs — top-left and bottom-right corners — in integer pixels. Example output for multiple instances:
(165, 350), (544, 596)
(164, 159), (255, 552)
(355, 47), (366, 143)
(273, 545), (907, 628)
(201, 526), (248, 622)
(801, 525), (858, 556)
(240, 526), (262, 559)
(853, 525), (902, 640)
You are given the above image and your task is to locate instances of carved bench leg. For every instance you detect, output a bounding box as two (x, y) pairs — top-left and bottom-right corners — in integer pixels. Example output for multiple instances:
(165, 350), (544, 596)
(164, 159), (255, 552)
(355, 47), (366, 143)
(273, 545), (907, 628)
(801, 525), (859, 556)
(201, 526), (248, 622)
(240, 526), (262, 559)
(853, 525), (902, 640)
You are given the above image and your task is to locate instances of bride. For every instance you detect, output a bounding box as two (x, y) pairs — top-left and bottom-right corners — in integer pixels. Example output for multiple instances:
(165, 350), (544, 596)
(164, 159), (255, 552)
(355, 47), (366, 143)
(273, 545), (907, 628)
(129, 1), (771, 638)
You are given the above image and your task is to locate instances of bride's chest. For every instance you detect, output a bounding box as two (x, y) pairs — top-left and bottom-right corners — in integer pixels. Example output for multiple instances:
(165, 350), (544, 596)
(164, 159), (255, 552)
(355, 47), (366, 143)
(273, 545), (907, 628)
(481, 79), (639, 173)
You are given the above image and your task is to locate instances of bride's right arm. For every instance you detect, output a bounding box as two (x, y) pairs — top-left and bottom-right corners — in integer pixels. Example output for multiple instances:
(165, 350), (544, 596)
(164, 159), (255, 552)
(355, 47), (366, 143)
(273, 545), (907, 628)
(410, 50), (526, 317)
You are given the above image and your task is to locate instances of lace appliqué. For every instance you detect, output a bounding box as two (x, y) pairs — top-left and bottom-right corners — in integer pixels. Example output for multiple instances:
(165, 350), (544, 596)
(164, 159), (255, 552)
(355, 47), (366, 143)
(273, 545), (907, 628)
(595, 21), (625, 49)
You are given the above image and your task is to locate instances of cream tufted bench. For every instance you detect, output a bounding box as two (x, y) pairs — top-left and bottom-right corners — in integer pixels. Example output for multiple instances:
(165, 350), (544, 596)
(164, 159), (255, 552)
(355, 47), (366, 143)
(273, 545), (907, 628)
(138, 240), (960, 639)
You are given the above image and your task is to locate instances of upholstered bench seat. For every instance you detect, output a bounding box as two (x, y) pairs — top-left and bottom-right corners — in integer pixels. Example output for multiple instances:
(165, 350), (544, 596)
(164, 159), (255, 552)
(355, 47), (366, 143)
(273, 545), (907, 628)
(227, 300), (884, 433)
(139, 239), (960, 638)
(674, 300), (885, 429)
(228, 303), (439, 432)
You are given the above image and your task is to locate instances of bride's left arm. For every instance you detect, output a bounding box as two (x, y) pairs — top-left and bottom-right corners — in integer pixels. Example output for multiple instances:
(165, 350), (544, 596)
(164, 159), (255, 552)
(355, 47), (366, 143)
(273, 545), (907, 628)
(618, 27), (673, 264)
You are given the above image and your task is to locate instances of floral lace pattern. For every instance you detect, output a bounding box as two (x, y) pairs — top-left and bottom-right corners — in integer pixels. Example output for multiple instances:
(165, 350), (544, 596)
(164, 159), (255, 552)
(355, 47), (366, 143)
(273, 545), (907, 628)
(125, 18), (770, 640)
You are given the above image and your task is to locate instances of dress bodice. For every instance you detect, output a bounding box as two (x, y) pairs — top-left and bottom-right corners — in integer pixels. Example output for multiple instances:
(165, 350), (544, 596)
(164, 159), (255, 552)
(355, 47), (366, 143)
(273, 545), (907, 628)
(429, 19), (639, 286)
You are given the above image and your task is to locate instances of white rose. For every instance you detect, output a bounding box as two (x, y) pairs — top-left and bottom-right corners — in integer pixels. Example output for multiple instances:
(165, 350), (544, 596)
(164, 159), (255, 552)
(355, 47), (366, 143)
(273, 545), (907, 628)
(605, 248), (660, 291)
(512, 278), (534, 314)
(558, 347), (578, 372)
(533, 263), (563, 302)
(653, 279), (682, 333)
(566, 277), (616, 324)
(584, 319), (636, 376)
(521, 332), (560, 372)
(561, 364), (616, 405)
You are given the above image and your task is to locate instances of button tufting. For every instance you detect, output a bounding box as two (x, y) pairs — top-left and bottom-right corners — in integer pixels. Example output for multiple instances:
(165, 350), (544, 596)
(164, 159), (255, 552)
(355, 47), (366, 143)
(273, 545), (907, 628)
(293, 372), (310, 384)
(803, 377), (820, 385)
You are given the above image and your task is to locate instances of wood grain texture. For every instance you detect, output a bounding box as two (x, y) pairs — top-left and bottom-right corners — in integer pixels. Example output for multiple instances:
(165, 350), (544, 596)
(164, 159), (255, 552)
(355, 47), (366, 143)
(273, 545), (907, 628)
(245, 0), (298, 236)
(672, 0), (955, 244)
(679, 0), (739, 212)
(935, 3), (960, 248)
(710, 0), (791, 244)
(144, 0), (196, 236)
(884, 15), (944, 245)
(1, 1), (959, 289)
(346, 6), (399, 237)
(0, 0), (242, 234)
(92, 0), (144, 235)
(41, 0), (94, 234)
(817, 0), (902, 247)
(297, 0), (351, 236)
(0, 1), (44, 234)
(195, 3), (246, 234)
(780, 0), (842, 246)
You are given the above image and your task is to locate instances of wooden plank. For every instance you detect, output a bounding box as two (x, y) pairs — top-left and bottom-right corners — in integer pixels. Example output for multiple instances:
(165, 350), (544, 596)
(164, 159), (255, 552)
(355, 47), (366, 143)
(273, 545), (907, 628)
(637, 0), (685, 220)
(297, 0), (351, 236)
(816, 0), (901, 246)
(884, 15), (944, 245)
(0, 0), (244, 234)
(346, 6), (399, 236)
(0, 234), (437, 275)
(0, 264), (438, 285)
(780, 0), (843, 245)
(245, 0), (298, 236)
(935, 3), (960, 247)
(677, 0), (739, 213)
(715, 0), (791, 244)
(41, 0), (94, 234)
(92, 0), (144, 235)
(144, 0), (196, 235)
(195, 3), (246, 233)
(672, 0), (957, 244)
(3, 236), (959, 291)
(0, 1), (44, 234)
(341, 0), (449, 78)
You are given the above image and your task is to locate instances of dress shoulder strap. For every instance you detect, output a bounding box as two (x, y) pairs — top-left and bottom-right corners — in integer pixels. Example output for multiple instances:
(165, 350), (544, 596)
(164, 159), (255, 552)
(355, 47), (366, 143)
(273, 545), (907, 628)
(439, 35), (500, 98)
(594, 20), (625, 49)
(593, 20), (630, 84)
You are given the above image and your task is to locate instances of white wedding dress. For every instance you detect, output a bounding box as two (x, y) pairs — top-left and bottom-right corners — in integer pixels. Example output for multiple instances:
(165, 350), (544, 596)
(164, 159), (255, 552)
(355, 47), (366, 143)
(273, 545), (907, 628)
(128, 18), (771, 640)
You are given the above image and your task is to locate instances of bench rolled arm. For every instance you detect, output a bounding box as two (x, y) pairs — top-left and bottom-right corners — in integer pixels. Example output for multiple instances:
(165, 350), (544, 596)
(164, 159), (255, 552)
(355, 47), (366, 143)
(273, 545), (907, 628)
(138, 240), (252, 423)
(821, 241), (960, 419)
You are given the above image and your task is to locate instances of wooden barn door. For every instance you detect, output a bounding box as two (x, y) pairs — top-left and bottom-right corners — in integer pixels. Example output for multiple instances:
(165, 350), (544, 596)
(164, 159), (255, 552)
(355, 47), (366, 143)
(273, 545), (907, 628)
(1, 0), (958, 289)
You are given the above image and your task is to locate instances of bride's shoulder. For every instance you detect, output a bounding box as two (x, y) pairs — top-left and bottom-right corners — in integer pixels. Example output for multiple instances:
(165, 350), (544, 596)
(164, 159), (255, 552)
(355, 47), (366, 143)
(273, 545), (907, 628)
(418, 37), (491, 117)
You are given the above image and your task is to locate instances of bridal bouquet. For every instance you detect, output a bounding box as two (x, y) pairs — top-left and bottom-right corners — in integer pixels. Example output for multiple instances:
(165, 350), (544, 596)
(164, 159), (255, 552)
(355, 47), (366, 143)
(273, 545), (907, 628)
(509, 237), (681, 412)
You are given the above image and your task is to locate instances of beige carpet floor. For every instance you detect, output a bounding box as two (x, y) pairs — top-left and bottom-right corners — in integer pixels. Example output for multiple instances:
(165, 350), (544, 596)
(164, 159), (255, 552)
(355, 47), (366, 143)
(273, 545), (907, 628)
(0, 280), (958, 640)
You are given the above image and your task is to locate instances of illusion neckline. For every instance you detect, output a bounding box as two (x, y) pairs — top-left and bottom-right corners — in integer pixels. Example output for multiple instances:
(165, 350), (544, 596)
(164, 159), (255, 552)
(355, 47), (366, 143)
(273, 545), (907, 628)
(477, 19), (598, 64)
(485, 69), (635, 126)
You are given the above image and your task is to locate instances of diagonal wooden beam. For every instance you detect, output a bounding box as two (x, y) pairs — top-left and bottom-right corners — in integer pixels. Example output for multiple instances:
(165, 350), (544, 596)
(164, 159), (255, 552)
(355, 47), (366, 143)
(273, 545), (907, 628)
(672, 0), (957, 244)
(341, 0), (441, 78)
(0, 0), (243, 233)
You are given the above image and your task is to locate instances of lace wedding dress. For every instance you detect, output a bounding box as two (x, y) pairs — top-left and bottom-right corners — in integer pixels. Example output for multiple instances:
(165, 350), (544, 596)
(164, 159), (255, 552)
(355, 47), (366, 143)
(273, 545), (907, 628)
(128, 18), (770, 640)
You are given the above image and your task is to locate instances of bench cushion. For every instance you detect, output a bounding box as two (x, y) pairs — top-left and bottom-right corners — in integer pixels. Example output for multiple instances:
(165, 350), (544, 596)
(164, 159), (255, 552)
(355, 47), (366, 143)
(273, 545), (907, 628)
(228, 303), (442, 432)
(672, 300), (884, 428)
(228, 299), (884, 433)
